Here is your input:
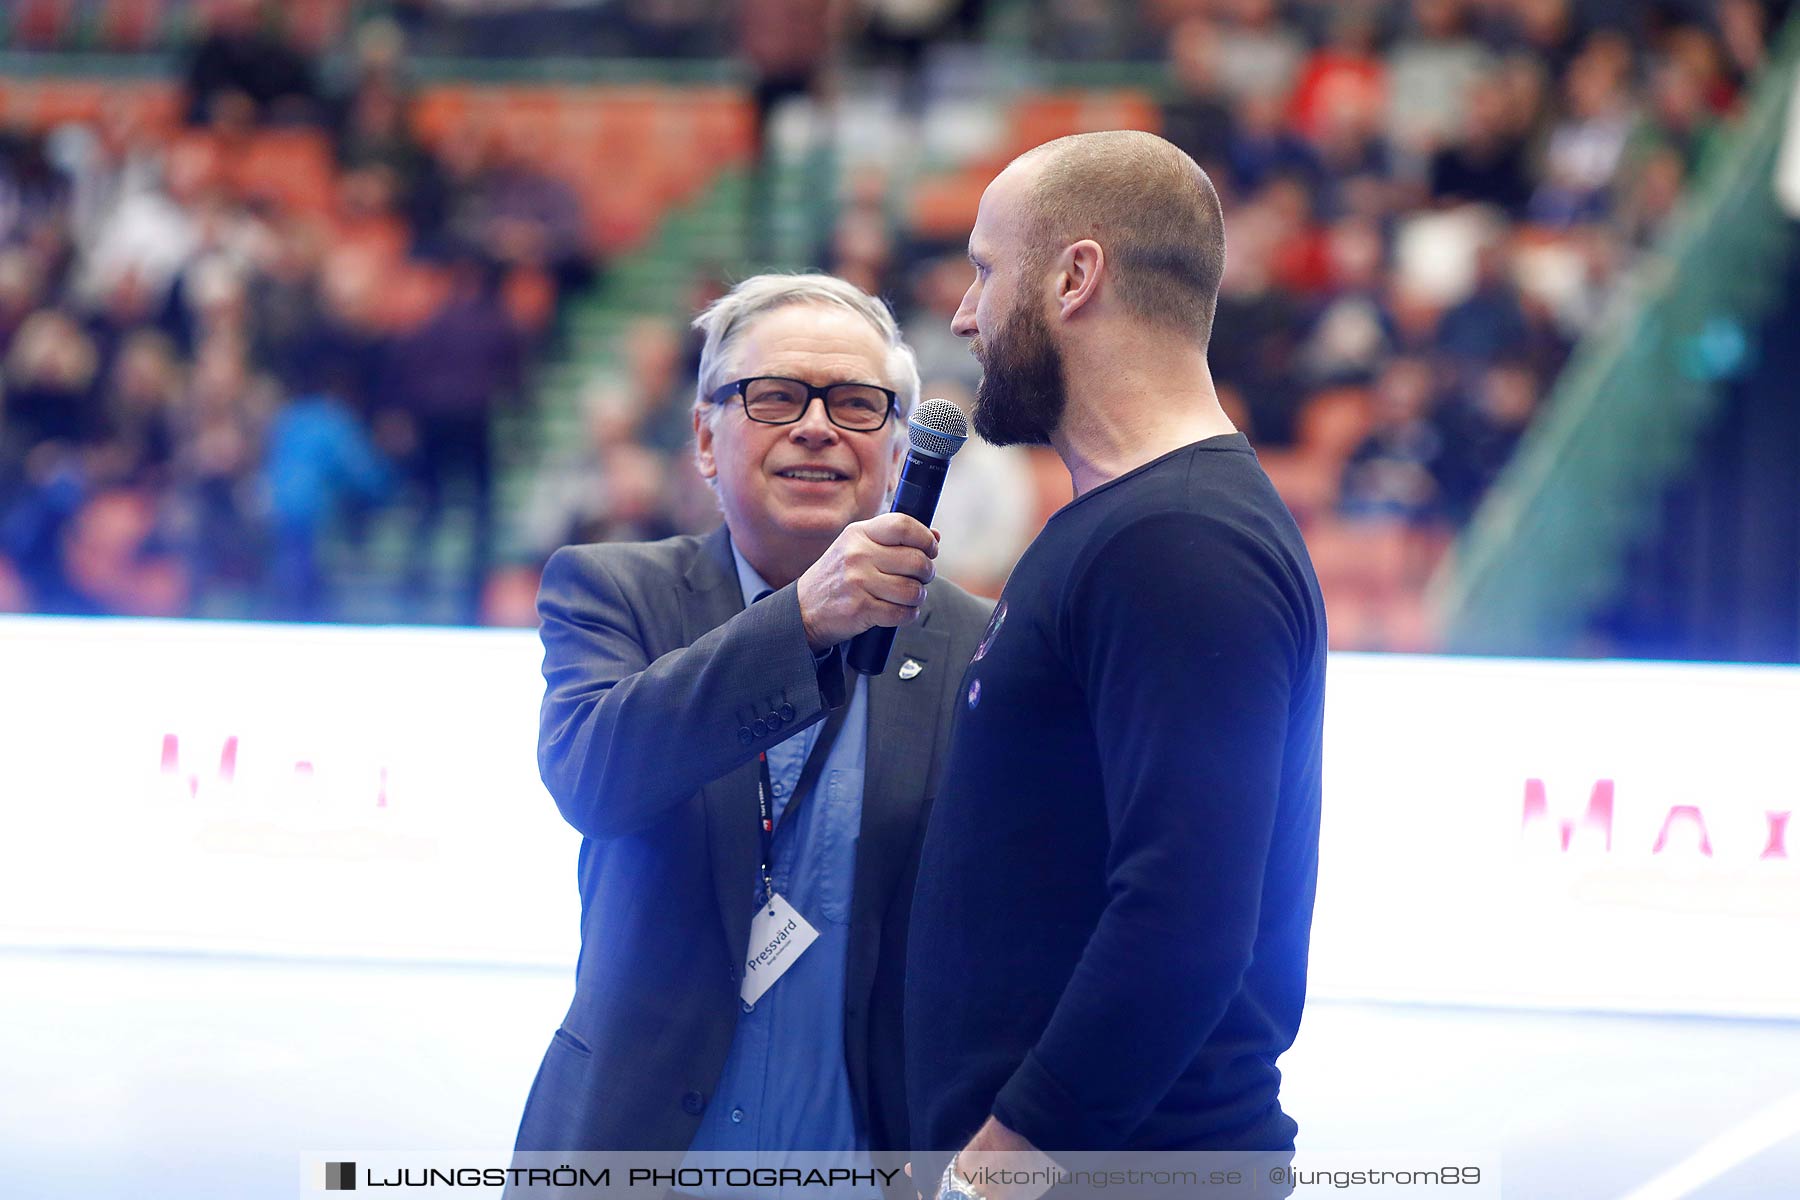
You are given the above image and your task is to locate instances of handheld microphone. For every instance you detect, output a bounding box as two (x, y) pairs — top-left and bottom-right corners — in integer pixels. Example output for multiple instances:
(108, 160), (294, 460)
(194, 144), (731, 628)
(847, 397), (969, 676)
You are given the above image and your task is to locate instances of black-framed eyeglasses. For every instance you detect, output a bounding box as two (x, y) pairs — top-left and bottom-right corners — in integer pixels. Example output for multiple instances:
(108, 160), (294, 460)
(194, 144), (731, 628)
(708, 376), (899, 432)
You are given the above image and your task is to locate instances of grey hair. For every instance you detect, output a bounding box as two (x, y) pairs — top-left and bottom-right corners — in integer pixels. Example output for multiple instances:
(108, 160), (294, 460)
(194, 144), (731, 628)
(691, 273), (920, 443)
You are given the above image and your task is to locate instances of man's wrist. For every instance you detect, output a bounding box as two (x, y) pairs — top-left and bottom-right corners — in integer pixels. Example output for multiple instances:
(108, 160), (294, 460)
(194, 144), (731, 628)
(949, 1117), (1057, 1200)
(936, 1153), (988, 1200)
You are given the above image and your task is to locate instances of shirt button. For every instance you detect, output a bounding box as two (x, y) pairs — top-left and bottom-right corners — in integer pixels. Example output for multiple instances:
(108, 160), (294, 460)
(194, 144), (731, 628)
(772, 781), (786, 796)
(742, 999), (754, 1013)
(778, 703), (795, 721)
(730, 1107), (745, 1124)
(681, 1091), (705, 1115)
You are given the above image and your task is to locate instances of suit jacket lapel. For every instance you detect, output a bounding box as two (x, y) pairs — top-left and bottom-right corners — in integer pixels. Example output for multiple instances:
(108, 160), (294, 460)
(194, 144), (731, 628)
(842, 611), (950, 1129)
(685, 523), (959, 994)
(682, 527), (762, 970)
(853, 612), (951, 948)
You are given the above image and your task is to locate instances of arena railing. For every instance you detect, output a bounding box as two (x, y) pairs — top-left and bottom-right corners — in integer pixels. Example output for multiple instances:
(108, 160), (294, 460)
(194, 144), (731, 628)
(1426, 12), (1800, 657)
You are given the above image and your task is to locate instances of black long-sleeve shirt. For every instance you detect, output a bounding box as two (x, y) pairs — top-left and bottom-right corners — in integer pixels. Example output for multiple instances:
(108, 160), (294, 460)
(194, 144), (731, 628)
(906, 434), (1327, 1162)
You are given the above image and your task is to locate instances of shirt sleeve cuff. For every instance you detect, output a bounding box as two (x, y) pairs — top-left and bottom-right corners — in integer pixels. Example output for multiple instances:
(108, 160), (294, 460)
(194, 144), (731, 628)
(813, 643), (848, 710)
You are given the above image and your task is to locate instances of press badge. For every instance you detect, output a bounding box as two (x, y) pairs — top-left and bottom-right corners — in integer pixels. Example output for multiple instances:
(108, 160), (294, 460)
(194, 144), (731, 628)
(740, 892), (819, 1006)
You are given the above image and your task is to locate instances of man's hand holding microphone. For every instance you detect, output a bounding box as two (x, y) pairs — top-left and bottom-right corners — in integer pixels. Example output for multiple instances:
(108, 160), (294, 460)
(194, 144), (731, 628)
(797, 514), (940, 653)
(797, 396), (968, 673)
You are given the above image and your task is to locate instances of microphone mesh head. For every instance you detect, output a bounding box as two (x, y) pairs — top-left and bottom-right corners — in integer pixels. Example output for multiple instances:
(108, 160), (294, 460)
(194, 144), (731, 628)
(907, 398), (969, 460)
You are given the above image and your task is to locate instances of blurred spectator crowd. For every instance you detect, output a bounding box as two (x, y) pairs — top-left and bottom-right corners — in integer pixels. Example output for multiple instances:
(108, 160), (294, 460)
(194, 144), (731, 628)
(0, 0), (1784, 645)
(851, 0), (1780, 646)
(1157, 0), (1778, 648)
(0, 0), (605, 622)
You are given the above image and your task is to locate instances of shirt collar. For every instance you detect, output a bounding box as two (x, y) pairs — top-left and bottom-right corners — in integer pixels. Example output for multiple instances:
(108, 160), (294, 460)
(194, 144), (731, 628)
(729, 536), (778, 609)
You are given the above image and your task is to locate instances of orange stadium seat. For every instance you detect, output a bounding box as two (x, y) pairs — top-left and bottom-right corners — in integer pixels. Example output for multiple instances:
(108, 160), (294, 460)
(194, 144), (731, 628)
(555, 91), (604, 151)
(407, 84), (754, 256)
(97, 0), (168, 51)
(1304, 512), (1449, 652)
(596, 104), (659, 168)
(330, 209), (410, 273)
(910, 169), (991, 241)
(1010, 95), (1085, 152)
(588, 174), (661, 252)
(656, 143), (712, 207)
(1258, 451), (1339, 526)
(1007, 91), (1160, 159)
(906, 90), (1161, 242)
(282, 0), (352, 56)
(693, 92), (755, 163)
(646, 104), (710, 204)
(1297, 386), (1376, 463)
(375, 261), (451, 334)
(1259, 386), (1375, 523)
(0, 80), (179, 139)
(1092, 90), (1160, 134)
(20, 81), (111, 127)
(492, 89), (570, 154)
(125, 87), (182, 137)
(503, 265), (556, 336)
(13, 0), (74, 49)
(411, 87), (472, 149)
(230, 130), (337, 217)
(165, 129), (228, 190)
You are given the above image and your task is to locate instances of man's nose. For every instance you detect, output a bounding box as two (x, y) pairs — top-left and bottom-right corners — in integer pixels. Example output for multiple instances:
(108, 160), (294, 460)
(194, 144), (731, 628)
(952, 285), (978, 338)
(789, 395), (840, 443)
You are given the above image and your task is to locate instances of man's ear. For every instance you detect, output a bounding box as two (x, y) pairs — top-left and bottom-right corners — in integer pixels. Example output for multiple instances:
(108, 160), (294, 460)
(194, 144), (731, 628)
(693, 406), (717, 481)
(1056, 239), (1104, 319)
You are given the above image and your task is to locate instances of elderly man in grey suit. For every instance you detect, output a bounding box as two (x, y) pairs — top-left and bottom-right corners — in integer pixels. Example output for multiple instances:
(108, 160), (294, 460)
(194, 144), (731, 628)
(511, 274), (992, 1192)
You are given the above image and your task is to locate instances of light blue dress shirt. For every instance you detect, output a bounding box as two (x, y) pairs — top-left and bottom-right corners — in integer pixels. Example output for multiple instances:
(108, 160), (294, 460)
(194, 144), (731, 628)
(680, 547), (878, 1198)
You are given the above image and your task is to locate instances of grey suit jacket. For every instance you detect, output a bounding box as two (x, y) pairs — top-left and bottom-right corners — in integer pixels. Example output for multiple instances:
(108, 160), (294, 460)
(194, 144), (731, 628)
(513, 525), (993, 1154)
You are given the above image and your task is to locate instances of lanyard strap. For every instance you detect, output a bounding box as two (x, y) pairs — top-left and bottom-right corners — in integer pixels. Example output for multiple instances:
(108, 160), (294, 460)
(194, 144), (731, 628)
(756, 697), (850, 904)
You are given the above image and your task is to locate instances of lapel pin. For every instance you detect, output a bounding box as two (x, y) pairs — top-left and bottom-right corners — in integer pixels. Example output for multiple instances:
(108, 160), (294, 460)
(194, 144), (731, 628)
(897, 658), (923, 680)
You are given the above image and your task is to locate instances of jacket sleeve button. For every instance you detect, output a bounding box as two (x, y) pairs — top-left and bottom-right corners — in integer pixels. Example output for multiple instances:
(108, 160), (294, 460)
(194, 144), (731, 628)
(738, 727), (753, 744)
(681, 1090), (706, 1115)
(752, 719), (768, 737)
(778, 703), (795, 722)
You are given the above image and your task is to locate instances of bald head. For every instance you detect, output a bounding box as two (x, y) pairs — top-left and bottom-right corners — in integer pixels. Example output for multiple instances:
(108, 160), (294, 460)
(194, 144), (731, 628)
(1010, 130), (1226, 345)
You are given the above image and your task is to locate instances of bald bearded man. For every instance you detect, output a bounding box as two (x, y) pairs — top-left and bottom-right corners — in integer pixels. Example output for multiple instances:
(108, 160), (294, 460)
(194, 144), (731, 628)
(906, 132), (1327, 1200)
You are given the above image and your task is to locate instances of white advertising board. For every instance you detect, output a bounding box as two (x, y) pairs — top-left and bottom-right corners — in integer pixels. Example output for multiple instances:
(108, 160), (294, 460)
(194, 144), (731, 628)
(0, 616), (580, 966)
(1, 618), (1795, 1016)
(1311, 653), (1800, 1018)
